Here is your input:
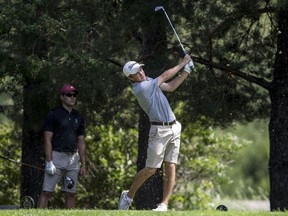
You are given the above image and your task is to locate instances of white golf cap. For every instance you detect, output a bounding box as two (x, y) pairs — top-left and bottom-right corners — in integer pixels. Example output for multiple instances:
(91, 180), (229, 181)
(123, 61), (145, 77)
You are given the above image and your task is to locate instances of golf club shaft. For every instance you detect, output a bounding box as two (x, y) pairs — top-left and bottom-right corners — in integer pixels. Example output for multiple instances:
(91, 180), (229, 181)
(155, 6), (194, 69)
(0, 154), (64, 177)
(0, 154), (45, 172)
(162, 9), (186, 56)
(0, 154), (76, 189)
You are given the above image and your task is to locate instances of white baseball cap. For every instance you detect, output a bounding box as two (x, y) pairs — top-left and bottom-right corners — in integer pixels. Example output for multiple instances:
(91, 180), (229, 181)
(123, 61), (145, 77)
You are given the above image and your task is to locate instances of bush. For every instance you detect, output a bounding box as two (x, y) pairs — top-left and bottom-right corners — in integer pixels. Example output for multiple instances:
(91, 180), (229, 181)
(0, 123), (21, 206)
(171, 118), (249, 210)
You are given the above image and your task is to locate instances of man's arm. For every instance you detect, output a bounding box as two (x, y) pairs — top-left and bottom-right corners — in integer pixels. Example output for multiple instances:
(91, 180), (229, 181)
(160, 71), (189, 92)
(157, 54), (191, 87)
(44, 131), (53, 161)
(77, 135), (87, 176)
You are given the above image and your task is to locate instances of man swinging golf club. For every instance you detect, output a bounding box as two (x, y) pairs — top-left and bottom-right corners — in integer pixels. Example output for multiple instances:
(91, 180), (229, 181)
(118, 54), (193, 211)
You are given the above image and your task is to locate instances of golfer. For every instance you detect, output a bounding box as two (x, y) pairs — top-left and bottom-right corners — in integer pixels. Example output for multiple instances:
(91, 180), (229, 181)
(38, 84), (87, 209)
(118, 54), (193, 211)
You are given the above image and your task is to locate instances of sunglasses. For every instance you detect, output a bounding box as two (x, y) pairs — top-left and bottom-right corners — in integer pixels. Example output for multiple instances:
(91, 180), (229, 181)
(64, 93), (78, 97)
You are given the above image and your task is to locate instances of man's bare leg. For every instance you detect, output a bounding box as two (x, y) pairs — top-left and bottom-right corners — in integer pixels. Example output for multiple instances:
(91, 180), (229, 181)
(161, 162), (176, 205)
(37, 191), (52, 208)
(65, 192), (75, 209)
(127, 167), (157, 198)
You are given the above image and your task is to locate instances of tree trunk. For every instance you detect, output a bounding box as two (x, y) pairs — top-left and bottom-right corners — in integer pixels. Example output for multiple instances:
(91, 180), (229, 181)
(134, 6), (168, 209)
(269, 7), (288, 211)
(20, 82), (47, 208)
(134, 110), (163, 210)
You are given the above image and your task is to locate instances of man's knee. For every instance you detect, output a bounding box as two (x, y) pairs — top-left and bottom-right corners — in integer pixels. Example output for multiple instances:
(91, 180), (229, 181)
(143, 167), (157, 176)
(164, 162), (176, 169)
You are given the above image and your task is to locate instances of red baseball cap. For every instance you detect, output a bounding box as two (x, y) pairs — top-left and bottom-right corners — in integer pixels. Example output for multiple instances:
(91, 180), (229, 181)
(59, 84), (78, 94)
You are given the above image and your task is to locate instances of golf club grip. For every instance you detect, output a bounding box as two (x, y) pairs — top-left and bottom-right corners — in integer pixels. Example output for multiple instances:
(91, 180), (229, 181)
(182, 50), (186, 57)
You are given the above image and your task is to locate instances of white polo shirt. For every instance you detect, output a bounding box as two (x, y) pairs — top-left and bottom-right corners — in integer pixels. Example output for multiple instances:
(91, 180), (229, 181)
(132, 77), (176, 122)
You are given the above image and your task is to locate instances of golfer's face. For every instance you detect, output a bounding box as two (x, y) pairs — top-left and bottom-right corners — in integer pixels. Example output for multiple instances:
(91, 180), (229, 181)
(131, 67), (146, 82)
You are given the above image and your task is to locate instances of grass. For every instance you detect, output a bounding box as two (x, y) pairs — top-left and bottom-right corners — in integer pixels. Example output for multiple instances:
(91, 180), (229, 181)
(0, 209), (287, 216)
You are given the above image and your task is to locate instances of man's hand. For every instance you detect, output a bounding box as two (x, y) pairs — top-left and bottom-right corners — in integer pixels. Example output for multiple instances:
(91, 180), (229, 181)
(80, 166), (87, 176)
(45, 161), (56, 175)
(80, 162), (87, 176)
(184, 60), (194, 74)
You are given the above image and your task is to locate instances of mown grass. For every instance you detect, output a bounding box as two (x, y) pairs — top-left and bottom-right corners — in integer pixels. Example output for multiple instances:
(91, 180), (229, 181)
(0, 209), (287, 216)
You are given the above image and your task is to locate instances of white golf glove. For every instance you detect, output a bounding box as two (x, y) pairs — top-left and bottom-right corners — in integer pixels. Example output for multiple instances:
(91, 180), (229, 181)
(45, 161), (56, 175)
(184, 60), (195, 74)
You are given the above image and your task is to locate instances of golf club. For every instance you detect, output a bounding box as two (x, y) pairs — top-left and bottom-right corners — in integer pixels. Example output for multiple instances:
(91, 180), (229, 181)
(0, 154), (76, 208)
(0, 154), (75, 189)
(155, 6), (194, 69)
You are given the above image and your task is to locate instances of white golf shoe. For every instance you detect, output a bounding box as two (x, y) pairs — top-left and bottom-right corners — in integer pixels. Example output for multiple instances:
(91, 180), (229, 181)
(152, 203), (168, 211)
(118, 190), (132, 210)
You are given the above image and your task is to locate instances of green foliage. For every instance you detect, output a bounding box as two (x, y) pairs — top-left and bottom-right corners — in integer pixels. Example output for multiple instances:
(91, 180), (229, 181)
(171, 0), (274, 126)
(0, 0), (278, 124)
(220, 120), (269, 200)
(170, 117), (249, 210)
(0, 121), (266, 211)
(278, 0), (288, 9)
(0, 92), (14, 124)
(0, 111), (252, 210)
(0, 123), (21, 206)
(0, 109), (268, 210)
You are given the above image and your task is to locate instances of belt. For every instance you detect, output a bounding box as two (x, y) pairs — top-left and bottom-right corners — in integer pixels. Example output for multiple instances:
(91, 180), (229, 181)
(151, 120), (176, 126)
(55, 150), (78, 154)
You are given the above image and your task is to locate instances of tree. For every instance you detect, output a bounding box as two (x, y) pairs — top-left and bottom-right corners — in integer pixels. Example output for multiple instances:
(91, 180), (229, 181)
(268, 5), (288, 211)
(186, 1), (288, 210)
(1, 0), (288, 211)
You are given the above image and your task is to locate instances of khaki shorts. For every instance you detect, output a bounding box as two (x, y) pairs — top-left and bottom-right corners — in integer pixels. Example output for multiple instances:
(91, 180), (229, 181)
(42, 151), (80, 193)
(146, 121), (182, 168)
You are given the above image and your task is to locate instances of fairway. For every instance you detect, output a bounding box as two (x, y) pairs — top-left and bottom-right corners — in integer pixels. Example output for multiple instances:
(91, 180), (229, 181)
(0, 210), (287, 216)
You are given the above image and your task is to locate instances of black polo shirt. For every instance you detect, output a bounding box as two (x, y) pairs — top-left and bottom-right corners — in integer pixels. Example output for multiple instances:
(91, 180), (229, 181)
(44, 106), (85, 152)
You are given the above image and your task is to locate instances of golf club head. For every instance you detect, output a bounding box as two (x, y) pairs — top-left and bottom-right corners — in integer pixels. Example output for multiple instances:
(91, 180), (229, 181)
(216, 205), (228, 211)
(155, 6), (164, 12)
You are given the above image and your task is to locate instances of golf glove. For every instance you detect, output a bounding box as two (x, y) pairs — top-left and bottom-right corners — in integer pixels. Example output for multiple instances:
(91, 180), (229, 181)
(45, 161), (56, 175)
(184, 60), (195, 74)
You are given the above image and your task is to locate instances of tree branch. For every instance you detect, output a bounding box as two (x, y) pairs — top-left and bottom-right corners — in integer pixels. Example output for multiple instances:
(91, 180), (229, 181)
(194, 57), (272, 90)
